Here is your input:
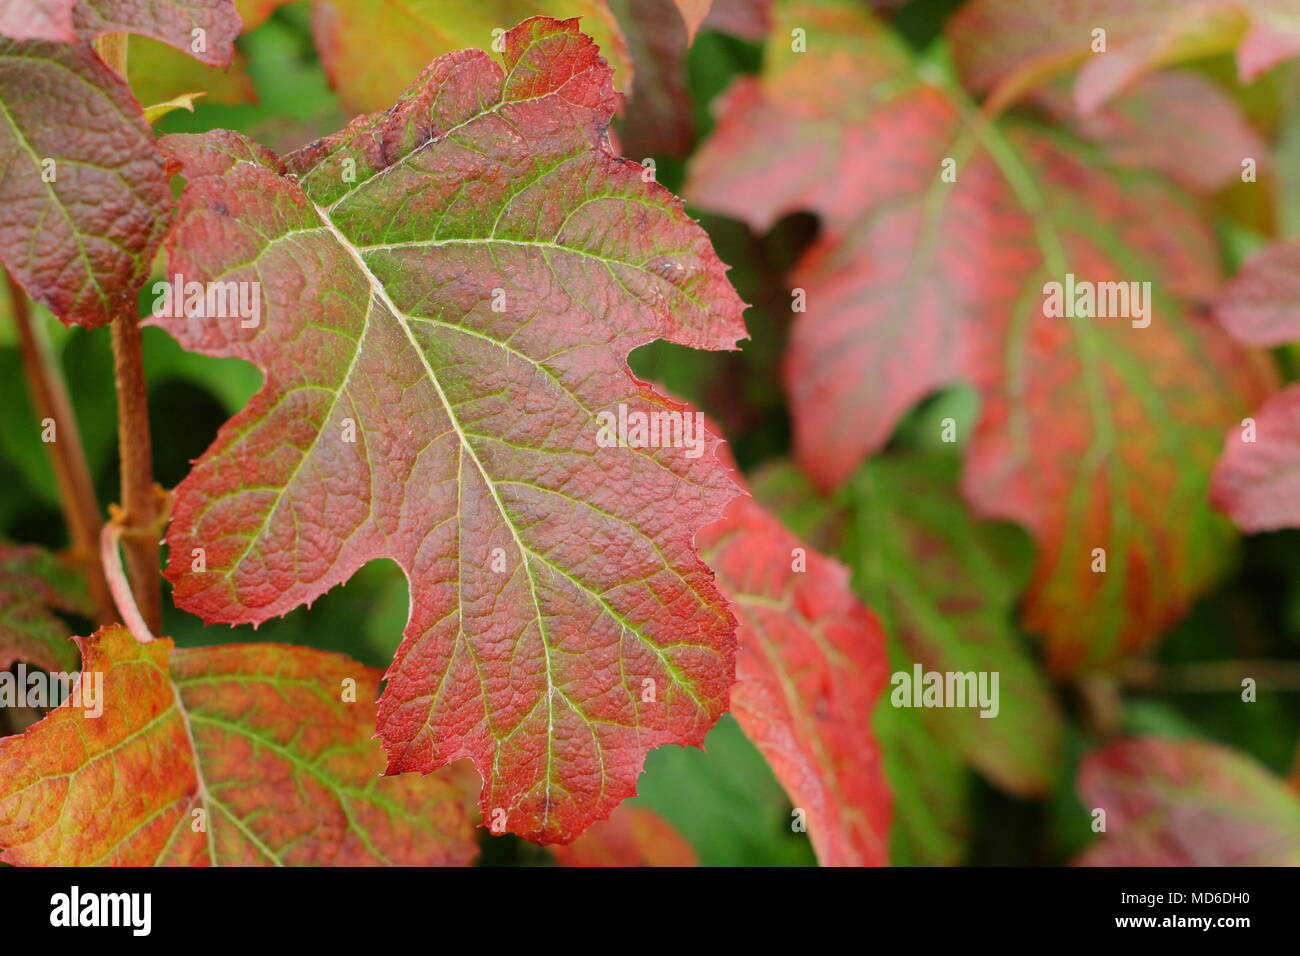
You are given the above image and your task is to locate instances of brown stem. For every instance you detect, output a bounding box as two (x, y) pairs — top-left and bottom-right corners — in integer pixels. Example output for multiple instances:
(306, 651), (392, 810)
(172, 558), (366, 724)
(7, 272), (116, 623)
(110, 315), (164, 634)
(93, 33), (165, 633)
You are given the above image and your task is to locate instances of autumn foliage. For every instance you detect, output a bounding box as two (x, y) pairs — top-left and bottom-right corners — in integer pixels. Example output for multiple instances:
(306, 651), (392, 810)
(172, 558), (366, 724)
(1, 0), (1299, 868)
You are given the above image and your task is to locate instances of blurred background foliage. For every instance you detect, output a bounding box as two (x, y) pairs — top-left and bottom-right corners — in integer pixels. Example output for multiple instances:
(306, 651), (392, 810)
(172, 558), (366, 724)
(2, 0), (1299, 865)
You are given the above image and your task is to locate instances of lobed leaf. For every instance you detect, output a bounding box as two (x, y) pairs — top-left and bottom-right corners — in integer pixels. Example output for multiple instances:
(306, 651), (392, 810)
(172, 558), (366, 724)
(688, 0), (1275, 672)
(0, 625), (477, 865)
(1077, 737), (1300, 866)
(151, 17), (747, 844)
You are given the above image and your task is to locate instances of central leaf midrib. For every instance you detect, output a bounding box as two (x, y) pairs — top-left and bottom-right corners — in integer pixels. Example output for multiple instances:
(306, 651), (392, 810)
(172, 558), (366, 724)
(310, 199), (563, 830)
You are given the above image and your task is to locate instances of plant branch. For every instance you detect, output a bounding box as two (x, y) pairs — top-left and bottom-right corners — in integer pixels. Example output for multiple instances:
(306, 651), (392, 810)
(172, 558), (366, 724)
(7, 271), (116, 623)
(94, 32), (166, 634)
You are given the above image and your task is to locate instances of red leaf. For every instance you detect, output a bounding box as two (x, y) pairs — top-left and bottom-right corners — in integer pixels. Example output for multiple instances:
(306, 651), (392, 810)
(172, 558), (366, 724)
(1077, 737), (1300, 866)
(699, 494), (891, 866)
(0, 626), (477, 865)
(1215, 239), (1300, 347)
(151, 18), (746, 844)
(552, 804), (696, 866)
(0, 0), (240, 66)
(0, 39), (171, 327)
(1212, 384), (1300, 532)
(688, 0), (1275, 672)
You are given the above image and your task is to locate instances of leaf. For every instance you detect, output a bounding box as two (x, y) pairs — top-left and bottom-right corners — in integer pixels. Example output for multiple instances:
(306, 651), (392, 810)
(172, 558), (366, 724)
(151, 17), (746, 844)
(0, 38), (172, 327)
(702, 0), (769, 41)
(610, 0), (694, 160)
(1076, 737), (1300, 866)
(754, 456), (1063, 798)
(949, 0), (1300, 115)
(1210, 239), (1300, 532)
(307, 1), (631, 115)
(698, 493), (891, 866)
(1212, 384), (1300, 532)
(0, 625), (477, 865)
(672, 0), (711, 44)
(1032, 70), (1270, 195)
(1214, 238), (1300, 346)
(0, 0), (241, 66)
(0, 542), (91, 673)
(872, 676), (970, 866)
(551, 804), (696, 865)
(688, 0), (1275, 672)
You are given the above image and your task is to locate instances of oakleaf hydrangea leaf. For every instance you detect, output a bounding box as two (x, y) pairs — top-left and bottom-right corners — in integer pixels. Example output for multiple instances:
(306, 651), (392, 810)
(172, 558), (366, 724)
(0, 625), (477, 865)
(152, 17), (746, 844)
(688, 0), (1275, 673)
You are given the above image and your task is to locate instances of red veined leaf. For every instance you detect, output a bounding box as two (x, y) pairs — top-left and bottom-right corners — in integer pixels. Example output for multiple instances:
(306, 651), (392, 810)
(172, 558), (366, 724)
(949, 0), (1300, 115)
(1215, 238), (1300, 346)
(1076, 737), (1300, 866)
(0, 541), (92, 673)
(0, 629), (478, 868)
(0, 625), (477, 865)
(0, 0), (240, 65)
(305, 1), (631, 115)
(1211, 384), (1300, 532)
(698, 493), (891, 866)
(151, 17), (746, 844)
(0, 39), (171, 328)
(687, 0), (1275, 673)
(752, 456), (1063, 798)
(1032, 70), (1270, 195)
(551, 804), (696, 866)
